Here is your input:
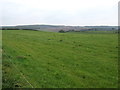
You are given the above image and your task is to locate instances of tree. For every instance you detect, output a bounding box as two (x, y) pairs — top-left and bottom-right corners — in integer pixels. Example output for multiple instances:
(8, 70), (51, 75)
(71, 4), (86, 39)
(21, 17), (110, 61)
(59, 30), (65, 33)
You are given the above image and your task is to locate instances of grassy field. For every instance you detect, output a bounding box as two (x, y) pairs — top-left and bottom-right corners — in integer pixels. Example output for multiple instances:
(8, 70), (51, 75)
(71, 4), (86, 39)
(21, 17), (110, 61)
(2, 30), (118, 88)
(0, 30), (2, 89)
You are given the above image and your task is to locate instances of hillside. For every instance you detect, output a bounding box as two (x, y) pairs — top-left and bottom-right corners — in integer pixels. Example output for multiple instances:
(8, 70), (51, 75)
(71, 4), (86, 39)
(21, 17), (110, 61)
(1, 25), (118, 32)
(2, 30), (118, 88)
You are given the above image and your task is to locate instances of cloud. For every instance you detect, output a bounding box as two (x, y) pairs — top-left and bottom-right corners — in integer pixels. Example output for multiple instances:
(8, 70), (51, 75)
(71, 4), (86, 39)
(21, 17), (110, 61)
(1, 0), (119, 26)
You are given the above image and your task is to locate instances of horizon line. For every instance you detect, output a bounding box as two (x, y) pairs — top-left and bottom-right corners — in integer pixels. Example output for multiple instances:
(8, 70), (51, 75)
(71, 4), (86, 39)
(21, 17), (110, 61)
(0, 24), (118, 27)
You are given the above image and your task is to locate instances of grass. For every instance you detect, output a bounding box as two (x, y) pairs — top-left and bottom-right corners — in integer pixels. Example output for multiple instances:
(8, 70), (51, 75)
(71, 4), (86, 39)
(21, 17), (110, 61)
(0, 30), (2, 89)
(2, 30), (118, 88)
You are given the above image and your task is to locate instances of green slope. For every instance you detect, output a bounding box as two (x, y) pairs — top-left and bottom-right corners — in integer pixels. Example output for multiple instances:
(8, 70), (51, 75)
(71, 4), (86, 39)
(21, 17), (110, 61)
(2, 30), (118, 88)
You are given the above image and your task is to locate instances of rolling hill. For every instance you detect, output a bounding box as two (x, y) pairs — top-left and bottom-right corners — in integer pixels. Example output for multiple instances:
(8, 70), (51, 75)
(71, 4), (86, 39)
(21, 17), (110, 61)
(2, 30), (118, 88)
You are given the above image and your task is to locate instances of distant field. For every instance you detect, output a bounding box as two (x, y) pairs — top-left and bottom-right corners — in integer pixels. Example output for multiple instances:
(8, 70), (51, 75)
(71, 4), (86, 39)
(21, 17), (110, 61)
(2, 30), (118, 88)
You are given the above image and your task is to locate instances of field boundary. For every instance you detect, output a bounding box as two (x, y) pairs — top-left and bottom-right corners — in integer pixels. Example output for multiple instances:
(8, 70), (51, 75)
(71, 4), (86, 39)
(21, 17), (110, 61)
(4, 53), (34, 88)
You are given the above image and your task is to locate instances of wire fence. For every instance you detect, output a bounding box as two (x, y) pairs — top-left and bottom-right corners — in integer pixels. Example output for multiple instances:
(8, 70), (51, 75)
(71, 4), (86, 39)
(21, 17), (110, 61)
(2, 52), (34, 88)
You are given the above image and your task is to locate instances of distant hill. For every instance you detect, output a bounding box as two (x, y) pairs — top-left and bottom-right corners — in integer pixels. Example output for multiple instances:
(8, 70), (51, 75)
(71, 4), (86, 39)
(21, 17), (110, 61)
(1, 25), (118, 32)
(84, 26), (118, 31)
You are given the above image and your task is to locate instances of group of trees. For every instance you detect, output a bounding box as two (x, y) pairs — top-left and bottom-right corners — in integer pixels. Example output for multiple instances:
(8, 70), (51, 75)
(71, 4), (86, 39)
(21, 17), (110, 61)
(59, 30), (65, 33)
(59, 29), (75, 33)
(2, 27), (21, 30)
(59, 29), (119, 34)
(2, 27), (35, 30)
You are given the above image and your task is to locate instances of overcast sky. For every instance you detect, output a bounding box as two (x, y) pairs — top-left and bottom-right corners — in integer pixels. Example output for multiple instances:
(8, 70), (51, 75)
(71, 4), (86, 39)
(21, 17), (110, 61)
(1, 0), (119, 26)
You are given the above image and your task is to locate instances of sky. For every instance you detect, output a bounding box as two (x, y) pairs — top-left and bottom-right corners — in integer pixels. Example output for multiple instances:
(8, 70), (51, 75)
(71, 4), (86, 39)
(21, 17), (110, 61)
(0, 0), (119, 26)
